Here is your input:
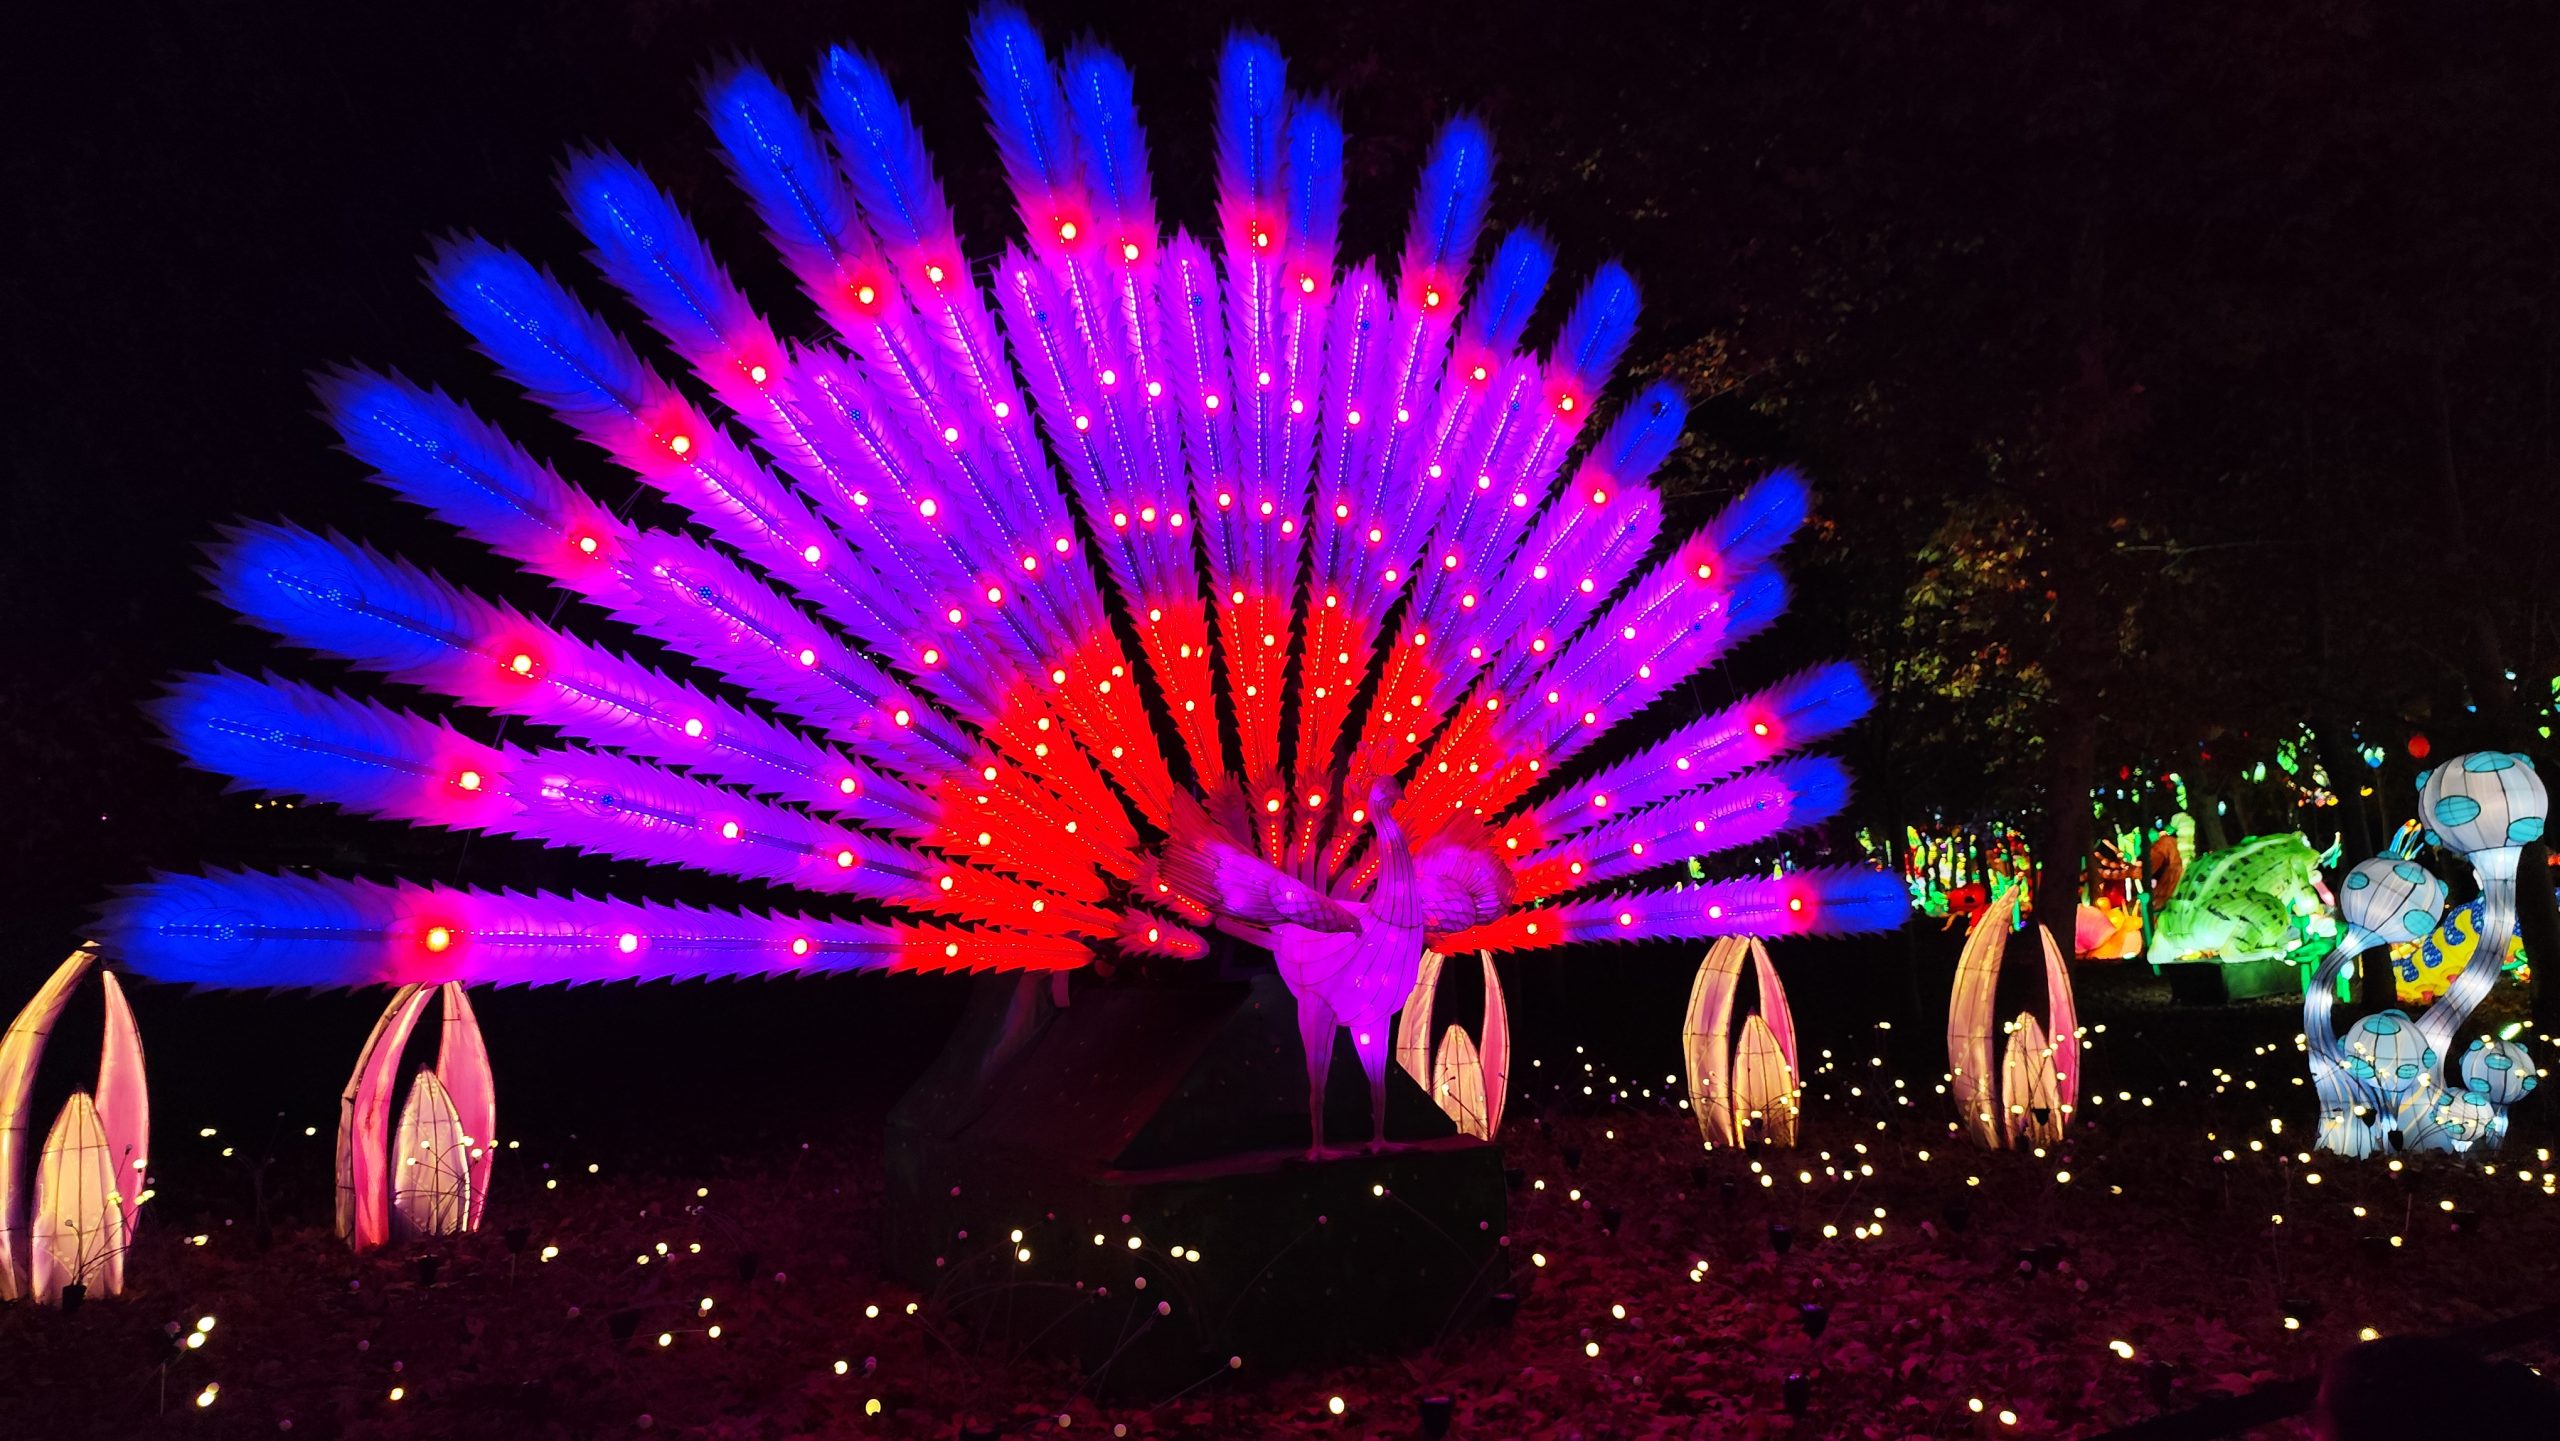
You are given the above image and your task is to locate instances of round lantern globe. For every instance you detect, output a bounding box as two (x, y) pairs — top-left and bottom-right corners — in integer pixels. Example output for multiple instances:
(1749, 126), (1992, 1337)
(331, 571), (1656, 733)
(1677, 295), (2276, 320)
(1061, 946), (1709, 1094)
(2343, 1010), (2434, 1096)
(2429, 1090), (2501, 1149)
(2336, 858), (2448, 947)
(2461, 1038), (2539, 1106)
(2419, 753), (2547, 871)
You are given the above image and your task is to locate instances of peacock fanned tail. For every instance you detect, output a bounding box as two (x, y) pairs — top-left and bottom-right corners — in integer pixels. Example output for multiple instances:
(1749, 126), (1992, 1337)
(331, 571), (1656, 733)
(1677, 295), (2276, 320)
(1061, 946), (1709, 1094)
(94, 6), (1902, 992)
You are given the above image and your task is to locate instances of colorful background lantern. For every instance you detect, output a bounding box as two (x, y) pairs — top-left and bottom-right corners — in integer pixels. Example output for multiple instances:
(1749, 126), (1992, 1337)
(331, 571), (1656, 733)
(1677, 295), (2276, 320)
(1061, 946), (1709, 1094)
(2392, 897), (2531, 1006)
(2143, 833), (2338, 970)
(88, 7), (1903, 1156)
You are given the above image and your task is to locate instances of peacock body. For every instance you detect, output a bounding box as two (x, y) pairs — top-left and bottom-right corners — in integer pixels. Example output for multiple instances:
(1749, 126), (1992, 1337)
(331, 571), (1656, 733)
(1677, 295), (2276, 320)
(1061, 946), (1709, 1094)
(97, 8), (1903, 1149)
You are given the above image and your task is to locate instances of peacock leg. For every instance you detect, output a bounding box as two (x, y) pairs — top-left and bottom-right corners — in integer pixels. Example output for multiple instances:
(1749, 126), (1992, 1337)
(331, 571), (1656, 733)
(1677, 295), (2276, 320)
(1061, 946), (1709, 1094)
(1297, 993), (1339, 1159)
(1349, 1021), (1391, 1152)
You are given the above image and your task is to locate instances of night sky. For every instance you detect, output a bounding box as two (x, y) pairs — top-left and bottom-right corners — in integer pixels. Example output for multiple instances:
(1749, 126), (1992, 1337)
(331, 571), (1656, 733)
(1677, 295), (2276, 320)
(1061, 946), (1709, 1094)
(12, 0), (2560, 994)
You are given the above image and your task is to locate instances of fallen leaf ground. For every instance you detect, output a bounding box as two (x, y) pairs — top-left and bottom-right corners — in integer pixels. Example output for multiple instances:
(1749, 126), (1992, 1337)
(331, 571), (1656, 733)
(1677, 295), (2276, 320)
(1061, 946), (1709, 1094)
(5, 967), (2556, 1440)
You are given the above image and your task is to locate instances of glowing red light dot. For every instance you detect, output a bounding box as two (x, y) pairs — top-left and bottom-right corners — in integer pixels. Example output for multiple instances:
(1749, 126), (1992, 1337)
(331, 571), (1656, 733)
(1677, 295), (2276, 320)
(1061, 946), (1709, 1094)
(508, 653), (534, 675)
(424, 926), (453, 953)
(456, 770), (482, 792)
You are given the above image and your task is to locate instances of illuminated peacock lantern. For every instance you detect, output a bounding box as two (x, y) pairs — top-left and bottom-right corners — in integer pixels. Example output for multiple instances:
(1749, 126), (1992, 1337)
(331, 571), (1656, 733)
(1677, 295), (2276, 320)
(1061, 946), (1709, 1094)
(95, 9), (1901, 1153)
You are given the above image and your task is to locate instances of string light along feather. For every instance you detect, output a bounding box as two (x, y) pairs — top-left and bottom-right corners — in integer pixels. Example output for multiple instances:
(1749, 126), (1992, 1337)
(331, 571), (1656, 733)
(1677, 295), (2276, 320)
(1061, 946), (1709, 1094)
(95, 6), (1904, 1150)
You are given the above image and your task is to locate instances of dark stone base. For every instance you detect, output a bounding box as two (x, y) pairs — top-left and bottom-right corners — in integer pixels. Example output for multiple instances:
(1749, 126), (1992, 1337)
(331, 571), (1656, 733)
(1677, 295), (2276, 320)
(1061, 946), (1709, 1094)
(2159, 955), (2294, 1004)
(883, 972), (1512, 1396)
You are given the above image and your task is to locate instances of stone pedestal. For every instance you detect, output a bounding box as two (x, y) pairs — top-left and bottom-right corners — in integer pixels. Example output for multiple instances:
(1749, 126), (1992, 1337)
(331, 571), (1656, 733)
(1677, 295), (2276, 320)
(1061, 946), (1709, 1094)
(2159, 955), (2295, 1004)
(883, 972), (1511, 1396)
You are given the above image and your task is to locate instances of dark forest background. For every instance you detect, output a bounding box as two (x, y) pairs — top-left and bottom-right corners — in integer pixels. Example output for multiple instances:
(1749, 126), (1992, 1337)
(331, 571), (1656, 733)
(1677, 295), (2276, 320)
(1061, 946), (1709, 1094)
(7, 0), (2559, 1026)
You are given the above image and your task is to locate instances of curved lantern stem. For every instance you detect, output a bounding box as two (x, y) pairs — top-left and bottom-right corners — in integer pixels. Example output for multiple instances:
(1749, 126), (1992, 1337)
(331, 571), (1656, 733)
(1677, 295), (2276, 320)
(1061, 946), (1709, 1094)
(2415, 857), (2518, 1067)
(2306, 924), (2387, 1157)
(336, 985), (433, 1252)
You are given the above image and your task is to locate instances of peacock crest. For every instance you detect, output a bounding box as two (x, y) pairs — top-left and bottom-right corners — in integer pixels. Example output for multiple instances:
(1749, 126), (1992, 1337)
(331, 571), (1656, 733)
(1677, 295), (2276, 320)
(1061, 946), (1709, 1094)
(96, 8), (1903, 1149)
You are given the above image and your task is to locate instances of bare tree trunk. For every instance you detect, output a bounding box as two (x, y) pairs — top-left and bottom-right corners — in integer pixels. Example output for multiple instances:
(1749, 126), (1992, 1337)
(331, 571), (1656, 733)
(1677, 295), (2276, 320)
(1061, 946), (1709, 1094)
(2034, 519), (2113, 939)
(2426, 355), (2560, 1034)
(2034, 704), (2101, 941)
